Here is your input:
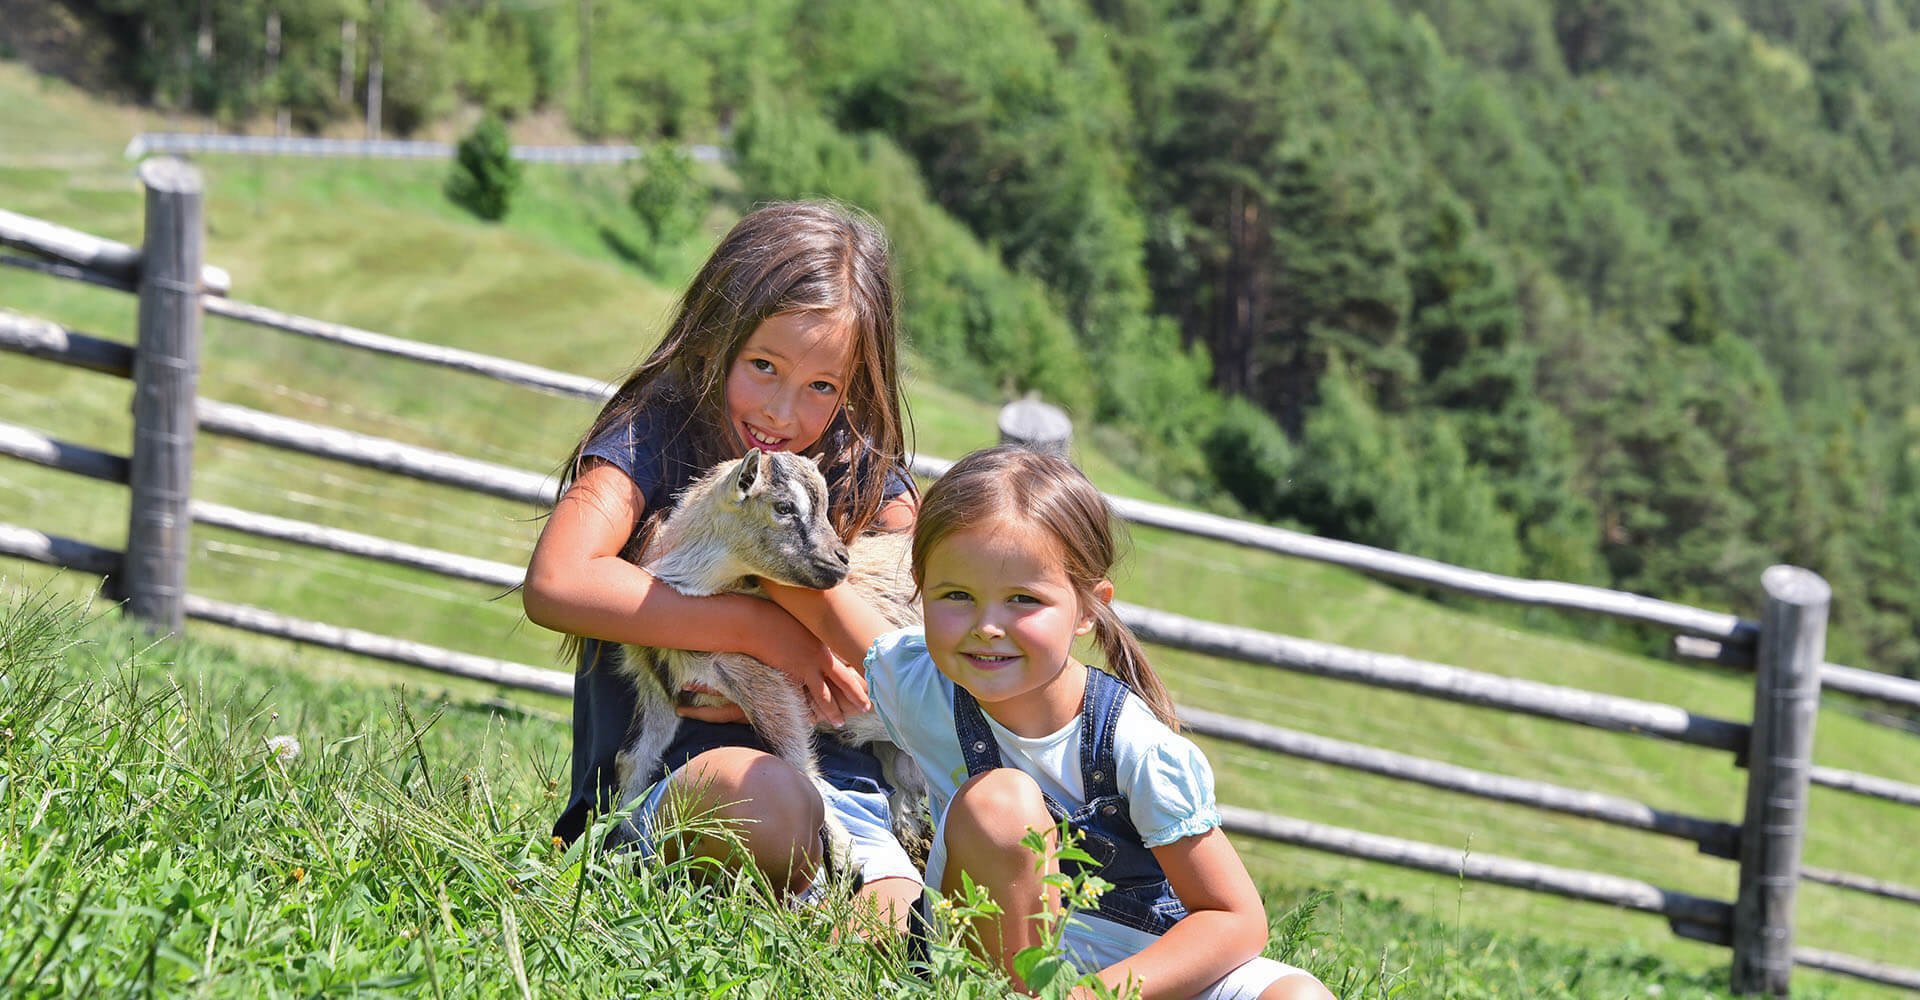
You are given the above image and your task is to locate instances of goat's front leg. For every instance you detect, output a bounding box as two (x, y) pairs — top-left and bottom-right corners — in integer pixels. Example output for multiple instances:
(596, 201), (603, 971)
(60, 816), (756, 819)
(712, 654), (820, 782)
(608, 680), (682, 851)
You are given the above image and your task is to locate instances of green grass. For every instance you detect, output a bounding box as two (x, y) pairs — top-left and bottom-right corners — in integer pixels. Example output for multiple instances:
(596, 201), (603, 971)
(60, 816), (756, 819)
(0, 592), (1822, 998)
(2, 59), (1917, 996)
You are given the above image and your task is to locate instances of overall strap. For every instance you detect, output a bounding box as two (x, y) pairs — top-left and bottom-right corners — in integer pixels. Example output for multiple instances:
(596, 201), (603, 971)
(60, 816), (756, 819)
(951, 668), (1121, 800)
(1078, 668), (1131, 801)
(951, 682), (1007, 777)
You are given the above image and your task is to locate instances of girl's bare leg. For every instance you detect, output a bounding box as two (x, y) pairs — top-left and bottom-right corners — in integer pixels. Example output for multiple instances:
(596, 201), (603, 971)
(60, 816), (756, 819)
(940, 768), (1059, 989)
(657, 746), (825, 896)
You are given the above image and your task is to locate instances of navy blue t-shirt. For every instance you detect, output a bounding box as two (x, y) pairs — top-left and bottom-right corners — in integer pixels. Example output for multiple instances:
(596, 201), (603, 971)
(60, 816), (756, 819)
(551, 400), (910, 844)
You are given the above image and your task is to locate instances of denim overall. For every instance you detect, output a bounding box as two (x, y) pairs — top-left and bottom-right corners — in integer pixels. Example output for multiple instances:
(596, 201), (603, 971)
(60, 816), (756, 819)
(951, 668), (1188, 934)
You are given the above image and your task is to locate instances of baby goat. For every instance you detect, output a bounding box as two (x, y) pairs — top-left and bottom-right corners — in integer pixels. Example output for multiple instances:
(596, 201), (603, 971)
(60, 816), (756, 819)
(609, 448), (928, 868)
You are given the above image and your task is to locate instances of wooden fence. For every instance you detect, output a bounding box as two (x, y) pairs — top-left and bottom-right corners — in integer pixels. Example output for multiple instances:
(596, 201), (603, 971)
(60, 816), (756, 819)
(4, 159), (1920, 995)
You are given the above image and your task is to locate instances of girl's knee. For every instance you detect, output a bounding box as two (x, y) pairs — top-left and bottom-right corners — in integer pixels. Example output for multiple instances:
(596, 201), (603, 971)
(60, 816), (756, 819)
(677, 747), (822, 826)
(666, 747), (823, 884)
(947, 768), (1050, 848)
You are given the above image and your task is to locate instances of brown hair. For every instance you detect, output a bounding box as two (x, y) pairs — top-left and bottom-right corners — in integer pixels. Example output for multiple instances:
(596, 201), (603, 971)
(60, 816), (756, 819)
(563, 200), (912, 561)
(911, 446), (1179, 730)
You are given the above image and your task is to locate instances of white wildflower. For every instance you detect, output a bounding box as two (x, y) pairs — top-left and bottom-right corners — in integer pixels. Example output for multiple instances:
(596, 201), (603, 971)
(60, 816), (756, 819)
(265, 734), (302, 764)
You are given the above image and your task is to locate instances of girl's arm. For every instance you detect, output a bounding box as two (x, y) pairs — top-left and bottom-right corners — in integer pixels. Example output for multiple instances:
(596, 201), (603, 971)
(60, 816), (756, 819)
(757, 492), (918, 672)
(1083, 829), (1270, 1000)
(523, 460), (866, 723)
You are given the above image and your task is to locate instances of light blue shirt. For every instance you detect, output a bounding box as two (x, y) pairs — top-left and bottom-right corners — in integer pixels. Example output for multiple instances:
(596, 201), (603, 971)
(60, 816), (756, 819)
(864, 628), (1221, 886)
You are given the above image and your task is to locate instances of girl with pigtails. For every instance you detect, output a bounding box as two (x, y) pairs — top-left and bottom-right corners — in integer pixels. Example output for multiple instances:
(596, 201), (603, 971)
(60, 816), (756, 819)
(762, 445), (1335, 999)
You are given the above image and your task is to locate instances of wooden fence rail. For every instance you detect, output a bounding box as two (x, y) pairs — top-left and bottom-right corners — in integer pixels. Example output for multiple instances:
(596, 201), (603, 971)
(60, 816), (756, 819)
(1183, 708), (1742, 857)
(1, 206), (230, 295)
(3, 166), (1918, 995)
(1121, 601), (1751, 751)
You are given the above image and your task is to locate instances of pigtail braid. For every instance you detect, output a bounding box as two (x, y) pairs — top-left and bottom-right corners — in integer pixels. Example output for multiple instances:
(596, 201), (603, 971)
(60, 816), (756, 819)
(1091, 601), (1179, 732)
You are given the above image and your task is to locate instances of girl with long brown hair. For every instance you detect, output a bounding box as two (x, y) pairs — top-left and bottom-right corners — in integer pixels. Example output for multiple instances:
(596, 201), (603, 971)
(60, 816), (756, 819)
(524, 201), (922, 928)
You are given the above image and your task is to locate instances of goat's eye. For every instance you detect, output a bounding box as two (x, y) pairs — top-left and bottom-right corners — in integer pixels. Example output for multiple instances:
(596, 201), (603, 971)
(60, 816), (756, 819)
(774, 501), (796, 517)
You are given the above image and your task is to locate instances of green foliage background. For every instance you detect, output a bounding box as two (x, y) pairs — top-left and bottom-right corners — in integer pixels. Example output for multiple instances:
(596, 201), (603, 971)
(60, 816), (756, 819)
(37, 0), (1920, 673)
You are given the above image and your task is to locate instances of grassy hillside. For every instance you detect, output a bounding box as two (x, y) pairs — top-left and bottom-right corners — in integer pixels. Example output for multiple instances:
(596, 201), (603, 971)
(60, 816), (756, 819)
(4, 590), (1811, 998)
(2, 62), (1916, 996)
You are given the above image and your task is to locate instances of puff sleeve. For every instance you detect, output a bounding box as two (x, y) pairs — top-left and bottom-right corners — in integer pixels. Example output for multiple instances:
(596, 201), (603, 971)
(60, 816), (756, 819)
(1124, 732), (1222, 849)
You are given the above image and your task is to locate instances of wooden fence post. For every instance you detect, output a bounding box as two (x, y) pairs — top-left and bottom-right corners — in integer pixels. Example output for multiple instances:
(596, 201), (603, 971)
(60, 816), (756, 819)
(998, 395), (1072, 458)
(122, 157), (206, 635)
(1730, 564), (1830, 995)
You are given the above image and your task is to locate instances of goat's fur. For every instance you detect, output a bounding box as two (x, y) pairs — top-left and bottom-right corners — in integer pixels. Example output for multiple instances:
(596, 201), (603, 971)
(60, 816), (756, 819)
(608, 449), (929, 868)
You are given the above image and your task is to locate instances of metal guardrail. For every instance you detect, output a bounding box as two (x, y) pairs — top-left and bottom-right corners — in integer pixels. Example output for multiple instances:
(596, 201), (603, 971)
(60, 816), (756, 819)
(123, 132), (726, 165)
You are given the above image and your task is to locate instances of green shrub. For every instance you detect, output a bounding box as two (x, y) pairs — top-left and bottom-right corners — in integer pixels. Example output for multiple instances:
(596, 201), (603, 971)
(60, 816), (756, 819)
(627, 144), (706, 252)
(1204, 396), (1296, 521)
(445, 115), (521, 221)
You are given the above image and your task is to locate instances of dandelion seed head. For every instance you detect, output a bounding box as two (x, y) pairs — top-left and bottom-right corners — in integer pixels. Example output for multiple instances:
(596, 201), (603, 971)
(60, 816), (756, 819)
(266, 735), (302, 763)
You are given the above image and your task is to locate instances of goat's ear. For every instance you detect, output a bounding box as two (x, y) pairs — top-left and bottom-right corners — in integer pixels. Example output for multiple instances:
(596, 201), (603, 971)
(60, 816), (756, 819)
(733, 449), (766, 500)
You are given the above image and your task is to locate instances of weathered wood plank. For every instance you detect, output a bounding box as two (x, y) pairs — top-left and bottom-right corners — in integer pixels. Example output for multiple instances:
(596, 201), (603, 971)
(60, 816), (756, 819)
(203, 296), (614, 401)
(1120, 601), (1749, 751)
(0, 420), (130, 483)
(1671, 634), (1758, 669)
(1792, 948), (1920, 991)
(0, 206), (230, 294)
(1799, 866), (1920, 905)
(997, 396), (1072, 457)
(0, 423), (531, 592)
(1809, 765), (1920, 808)
(1673, 635), (1920, 714)
(190, 501), (525, 590)
(0, 523), (121, 577)
(196, 398), (558, 507)
(1107, 495), (1758, 646)
(1217, 804), (1733, 929)
(181, 595), (571, 697)
(1819, 662), (1920, 711)
(0, 309), (136, 376)
(0, 253), (134, 292)
(1732, 565), (1830, 996)
(123, 158), (204, 636)
(1183, 708), (1740, 856)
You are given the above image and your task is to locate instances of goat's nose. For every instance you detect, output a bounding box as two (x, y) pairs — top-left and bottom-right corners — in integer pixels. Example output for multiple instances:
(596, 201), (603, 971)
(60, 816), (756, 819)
(834, 547), (851, 567)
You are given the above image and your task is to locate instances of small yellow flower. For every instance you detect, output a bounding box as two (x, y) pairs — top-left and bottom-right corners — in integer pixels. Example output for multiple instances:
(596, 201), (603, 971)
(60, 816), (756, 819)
(290, 866), (307, 884)
(551, 836), (565, 851)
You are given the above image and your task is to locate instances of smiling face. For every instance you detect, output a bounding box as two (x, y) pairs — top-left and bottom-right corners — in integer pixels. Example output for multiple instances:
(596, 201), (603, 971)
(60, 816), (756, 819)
(920, 517), (1111, 737)
(724, 310), (856, 457)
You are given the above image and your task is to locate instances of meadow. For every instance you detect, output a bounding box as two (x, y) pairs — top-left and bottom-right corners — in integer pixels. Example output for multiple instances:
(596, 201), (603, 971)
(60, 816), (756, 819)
(2, 62), (1916, 995)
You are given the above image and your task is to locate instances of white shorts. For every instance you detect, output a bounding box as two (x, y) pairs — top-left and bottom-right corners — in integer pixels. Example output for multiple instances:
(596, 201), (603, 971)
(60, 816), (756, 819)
(1059, 910), (1316, 1000)
(629, 766), (924, 888)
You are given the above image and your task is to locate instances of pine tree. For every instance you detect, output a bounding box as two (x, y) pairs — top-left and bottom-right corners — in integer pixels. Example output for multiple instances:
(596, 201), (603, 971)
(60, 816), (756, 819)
(445, 114), (520, 221)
